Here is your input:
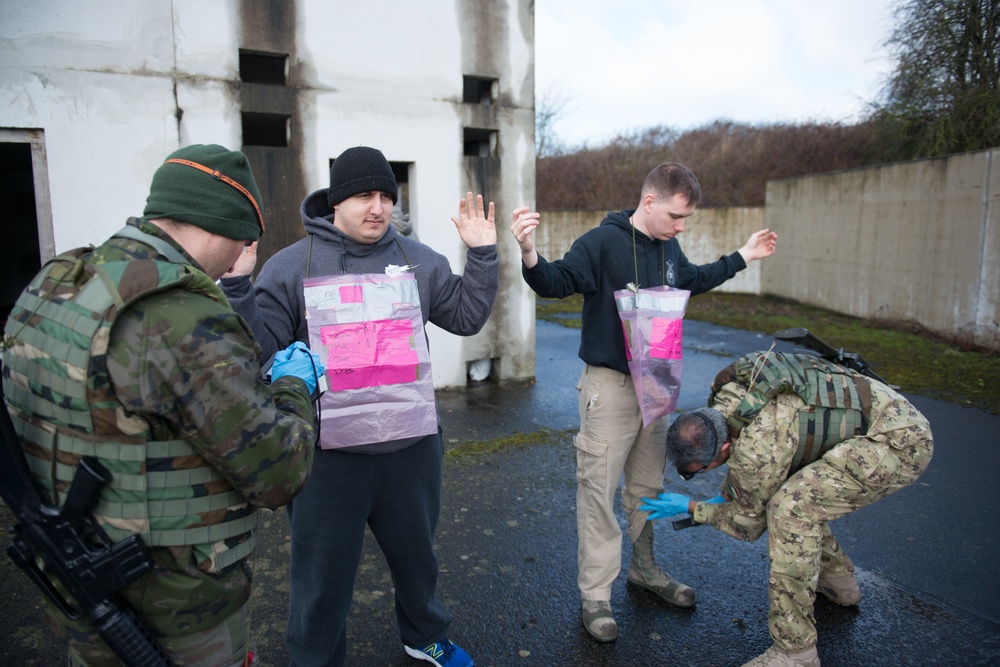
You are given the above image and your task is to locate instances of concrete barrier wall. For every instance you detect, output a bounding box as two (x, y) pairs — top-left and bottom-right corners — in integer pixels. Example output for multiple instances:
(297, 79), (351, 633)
(539, 149), (999, 351)
(764, 149), (1000, 350)
(535, 207), (766, 294)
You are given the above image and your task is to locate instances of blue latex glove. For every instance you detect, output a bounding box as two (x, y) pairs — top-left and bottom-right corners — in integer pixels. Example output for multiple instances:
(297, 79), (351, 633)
(270, 341), (325, 396)
(639, 492), (691, 520)
(705, 495), (727, 504)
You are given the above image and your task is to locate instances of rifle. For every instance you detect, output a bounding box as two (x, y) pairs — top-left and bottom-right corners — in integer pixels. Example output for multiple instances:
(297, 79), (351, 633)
(0, 365), (173, 667)
(771, 327), (891, 386)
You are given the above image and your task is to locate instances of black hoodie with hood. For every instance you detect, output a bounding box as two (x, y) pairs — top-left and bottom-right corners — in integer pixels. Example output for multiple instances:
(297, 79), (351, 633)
(522, 209), (745, 375)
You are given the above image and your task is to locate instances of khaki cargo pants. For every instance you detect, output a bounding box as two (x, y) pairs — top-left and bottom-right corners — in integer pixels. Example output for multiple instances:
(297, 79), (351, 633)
(575, 364), (670, 601)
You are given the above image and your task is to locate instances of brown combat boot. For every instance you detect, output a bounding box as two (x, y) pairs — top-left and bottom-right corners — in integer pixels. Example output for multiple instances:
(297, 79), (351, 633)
(626, 521), (696, 608)
(581, 600), (618, 642)
(741, 645), (821, 667)
(816, 572), (862, 606)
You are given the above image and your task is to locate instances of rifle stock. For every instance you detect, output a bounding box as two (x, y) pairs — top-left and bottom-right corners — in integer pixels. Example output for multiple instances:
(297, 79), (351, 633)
(772, 327), (891, 386)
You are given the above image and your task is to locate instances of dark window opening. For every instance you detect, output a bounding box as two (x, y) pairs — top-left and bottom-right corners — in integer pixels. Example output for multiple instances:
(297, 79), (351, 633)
(0, 142), (41, 325)
(463, 75), (496, 105)
(242, 112), (289, 147)
(389, 161), (411, 217)
(239, 50), (288, 85)
(464, 128), (496, 157)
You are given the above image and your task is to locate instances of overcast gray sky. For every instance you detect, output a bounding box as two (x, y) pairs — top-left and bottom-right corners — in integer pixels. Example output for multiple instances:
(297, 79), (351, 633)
(535, 0), (899, 148)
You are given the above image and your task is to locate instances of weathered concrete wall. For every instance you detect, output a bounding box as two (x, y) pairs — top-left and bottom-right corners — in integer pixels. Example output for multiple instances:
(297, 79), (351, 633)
(238, 0), (307, 268)
(0, 1), (199, 251)
(540, 152), (1000, 352)
(765, 150), (1000, 350)
(535, 207), (767, 294)
(0, 0), (536, 387)
(453, 0), (537, 385)
(294, 1), (535, 386)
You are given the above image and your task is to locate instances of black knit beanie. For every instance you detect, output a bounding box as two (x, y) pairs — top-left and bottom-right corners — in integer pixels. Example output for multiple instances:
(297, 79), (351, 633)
(143, 144), (264, 241)
(327, 146), (398, 208)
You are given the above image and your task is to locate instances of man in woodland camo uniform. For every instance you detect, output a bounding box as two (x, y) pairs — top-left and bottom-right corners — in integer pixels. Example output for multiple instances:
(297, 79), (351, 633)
(640, 350), (933, 667)
(1, 144), (321, 667)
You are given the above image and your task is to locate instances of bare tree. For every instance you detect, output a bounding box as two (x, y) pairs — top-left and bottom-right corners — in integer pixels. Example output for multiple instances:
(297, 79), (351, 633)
(868, 0), (1000, 158)
(535, 82), (572, 159)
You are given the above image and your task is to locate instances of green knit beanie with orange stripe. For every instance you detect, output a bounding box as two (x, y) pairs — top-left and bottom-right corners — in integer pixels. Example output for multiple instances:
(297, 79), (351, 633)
(143, 144), (264, 241)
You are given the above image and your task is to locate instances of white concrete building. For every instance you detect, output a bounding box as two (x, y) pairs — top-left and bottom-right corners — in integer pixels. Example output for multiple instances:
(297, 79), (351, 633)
(0, 0), (537, 386)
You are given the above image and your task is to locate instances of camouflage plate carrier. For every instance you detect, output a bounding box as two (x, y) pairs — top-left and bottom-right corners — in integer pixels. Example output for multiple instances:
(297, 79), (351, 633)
(2, 232), (258, 576)
(710, 351), (874, 474)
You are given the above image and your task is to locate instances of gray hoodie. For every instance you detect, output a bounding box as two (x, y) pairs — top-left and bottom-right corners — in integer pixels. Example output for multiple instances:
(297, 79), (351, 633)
(221, 187), (500, 453)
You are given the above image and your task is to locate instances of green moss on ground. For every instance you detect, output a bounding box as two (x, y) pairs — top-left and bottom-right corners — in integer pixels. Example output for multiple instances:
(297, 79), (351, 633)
(536, 293), (999, 414)
(443, 428), (575, 459)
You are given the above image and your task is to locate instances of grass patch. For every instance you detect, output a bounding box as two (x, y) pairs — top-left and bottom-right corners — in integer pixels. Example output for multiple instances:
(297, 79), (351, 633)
(443, 428), (573, 460)
(535, 292), (999, 414)
(536, 298), (583, 328)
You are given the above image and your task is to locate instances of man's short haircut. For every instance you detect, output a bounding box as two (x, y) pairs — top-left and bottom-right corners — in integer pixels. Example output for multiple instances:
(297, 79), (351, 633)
(666, 408), (727, 469)
(641, 162), (702, 207)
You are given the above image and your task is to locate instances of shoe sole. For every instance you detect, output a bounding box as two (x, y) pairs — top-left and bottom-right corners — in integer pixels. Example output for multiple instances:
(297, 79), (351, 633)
(816, 585), (861, 607)
(582, 622), (618, 643)
(626, 578), (697, 608)
(403, 645), (475, 667)
(581, 607), (618, 643)
(404, 645), (443, 667)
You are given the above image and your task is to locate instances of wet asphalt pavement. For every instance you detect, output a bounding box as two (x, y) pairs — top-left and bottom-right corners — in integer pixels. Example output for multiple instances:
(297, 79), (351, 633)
(2, 316), (999, 666)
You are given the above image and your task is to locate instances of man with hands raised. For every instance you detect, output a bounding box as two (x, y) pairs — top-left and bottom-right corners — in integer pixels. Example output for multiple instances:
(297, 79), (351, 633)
(509, 162), (777, 643)
(221, 146), (498, 667)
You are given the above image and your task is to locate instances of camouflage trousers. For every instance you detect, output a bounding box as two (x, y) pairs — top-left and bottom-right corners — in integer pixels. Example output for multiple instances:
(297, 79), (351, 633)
(62, 603), (252, 667)
(764, 388), (934, 651)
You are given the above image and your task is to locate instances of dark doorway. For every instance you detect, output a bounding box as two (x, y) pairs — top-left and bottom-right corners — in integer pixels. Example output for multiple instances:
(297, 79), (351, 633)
(0, 143), (42, 326)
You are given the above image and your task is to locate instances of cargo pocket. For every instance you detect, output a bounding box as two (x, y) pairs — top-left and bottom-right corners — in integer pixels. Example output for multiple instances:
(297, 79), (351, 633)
(575, 432), (610, 494)
(824, 438), (900, 486)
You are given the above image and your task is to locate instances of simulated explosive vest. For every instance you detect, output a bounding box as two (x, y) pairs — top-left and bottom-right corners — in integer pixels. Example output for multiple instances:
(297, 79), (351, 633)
(710, 351), (873, 473)
(2, 229), (256, 572)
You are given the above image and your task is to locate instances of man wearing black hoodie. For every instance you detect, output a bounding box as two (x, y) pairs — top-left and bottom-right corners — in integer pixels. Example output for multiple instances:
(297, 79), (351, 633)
(509, 162), (777, 643)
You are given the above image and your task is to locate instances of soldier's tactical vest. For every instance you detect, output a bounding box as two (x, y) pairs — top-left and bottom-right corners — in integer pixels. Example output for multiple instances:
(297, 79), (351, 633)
(710, 351), (873, 474)
(2, 234), (256, 572)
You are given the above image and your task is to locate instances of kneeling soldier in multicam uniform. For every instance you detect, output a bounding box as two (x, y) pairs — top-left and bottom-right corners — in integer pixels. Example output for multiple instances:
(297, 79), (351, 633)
(2, 144), (322, 667)
(640, 350), (934, 667)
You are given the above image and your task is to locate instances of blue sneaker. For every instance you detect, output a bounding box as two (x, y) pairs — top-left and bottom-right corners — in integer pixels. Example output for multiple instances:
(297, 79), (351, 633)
(404, 639), (474, 667)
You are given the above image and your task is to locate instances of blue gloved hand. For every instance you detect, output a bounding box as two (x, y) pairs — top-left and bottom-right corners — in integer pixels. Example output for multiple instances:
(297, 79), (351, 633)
(639, 492), (691, 520)
(705, 495), (727, 504)
(270, 341), (325, 396)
